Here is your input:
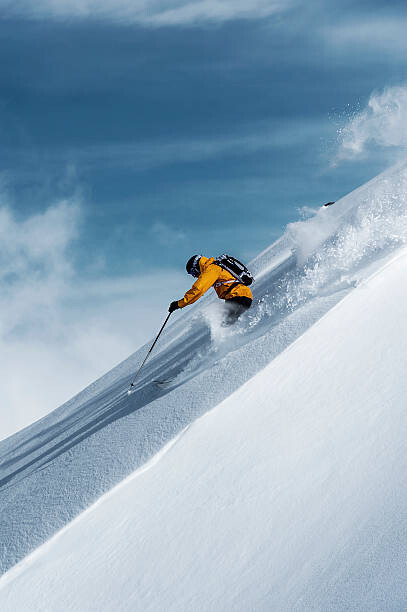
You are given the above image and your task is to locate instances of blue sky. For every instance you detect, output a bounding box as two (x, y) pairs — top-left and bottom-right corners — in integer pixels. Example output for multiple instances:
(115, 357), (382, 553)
(1, 0), (407, 433)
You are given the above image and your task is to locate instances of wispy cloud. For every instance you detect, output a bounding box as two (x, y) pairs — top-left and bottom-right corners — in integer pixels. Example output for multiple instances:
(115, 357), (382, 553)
(81, 128), (281, 170)
(0, 201), (79, 338)
(2, 119), (330, 177)
(322, 17), (407, 57)
(1, 0), (292, 26)
(0, 198), (186, 440)
(334, 85), (407, 164)
(151, 222), (186, 246)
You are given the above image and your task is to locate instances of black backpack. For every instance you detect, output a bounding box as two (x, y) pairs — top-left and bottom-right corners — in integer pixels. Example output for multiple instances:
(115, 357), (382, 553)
(214, 254), (254, 286)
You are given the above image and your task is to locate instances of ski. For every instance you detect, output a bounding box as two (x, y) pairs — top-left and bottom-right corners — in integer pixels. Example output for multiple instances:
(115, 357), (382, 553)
(153, 379), (174, 388)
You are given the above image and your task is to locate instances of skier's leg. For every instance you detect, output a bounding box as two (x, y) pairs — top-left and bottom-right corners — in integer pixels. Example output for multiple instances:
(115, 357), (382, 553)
(223, 301), (244, 326)
(223, 297), (252, 326)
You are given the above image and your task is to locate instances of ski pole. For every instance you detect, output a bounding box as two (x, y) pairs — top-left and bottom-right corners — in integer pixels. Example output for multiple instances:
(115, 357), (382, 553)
(129, 312), (172, 390)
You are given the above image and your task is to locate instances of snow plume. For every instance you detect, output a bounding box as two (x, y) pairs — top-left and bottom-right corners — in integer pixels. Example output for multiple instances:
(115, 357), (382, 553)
(335, 85), (407, 163)
(255, 161), (407, 320)
(2, 0), (291, 26)
(0, 200), (184, 440)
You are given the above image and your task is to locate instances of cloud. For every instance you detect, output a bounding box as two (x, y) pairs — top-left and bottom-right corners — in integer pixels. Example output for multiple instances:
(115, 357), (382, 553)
(0, 201), (79, 338)
(0, 199), (186, 440)
(322, 17), (407, 57)
(151, 222), (186, 246)
(68, 121), (324, 169)
(334, 85), (407, 164)
(1, 0), (292, 26)
(2, 118), (330, 178)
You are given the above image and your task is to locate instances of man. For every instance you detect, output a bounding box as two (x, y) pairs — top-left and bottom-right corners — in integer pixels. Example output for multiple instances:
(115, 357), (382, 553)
(169, 254), (253, 325)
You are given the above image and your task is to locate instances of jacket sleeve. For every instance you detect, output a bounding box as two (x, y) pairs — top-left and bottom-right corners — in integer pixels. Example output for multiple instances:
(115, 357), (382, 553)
(178, 265), (220, 307)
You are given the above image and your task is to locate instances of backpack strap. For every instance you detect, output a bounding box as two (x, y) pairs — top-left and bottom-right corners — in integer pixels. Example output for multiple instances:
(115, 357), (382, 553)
(223, 281), (241, 298)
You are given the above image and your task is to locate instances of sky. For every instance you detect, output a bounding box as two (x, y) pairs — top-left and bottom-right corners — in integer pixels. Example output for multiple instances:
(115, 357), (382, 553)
(1, 0), (407, 435)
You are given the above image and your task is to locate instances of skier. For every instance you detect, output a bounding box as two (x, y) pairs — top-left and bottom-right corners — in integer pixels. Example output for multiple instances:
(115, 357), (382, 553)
(169, 255), (253, 325)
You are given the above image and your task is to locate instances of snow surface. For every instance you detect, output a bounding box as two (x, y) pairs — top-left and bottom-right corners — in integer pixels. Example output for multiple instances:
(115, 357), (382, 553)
(1, 161), (407, 610)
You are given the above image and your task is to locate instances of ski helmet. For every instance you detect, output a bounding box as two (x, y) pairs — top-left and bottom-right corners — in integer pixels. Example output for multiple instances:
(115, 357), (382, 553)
(186, 254), (202, 277)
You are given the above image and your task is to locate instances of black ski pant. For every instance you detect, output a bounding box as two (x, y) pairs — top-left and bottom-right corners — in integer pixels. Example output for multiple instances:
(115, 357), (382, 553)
(223, 296), (252, 326)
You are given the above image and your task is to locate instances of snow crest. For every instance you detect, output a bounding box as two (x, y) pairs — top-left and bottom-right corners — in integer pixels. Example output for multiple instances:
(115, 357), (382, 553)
(250, 160), (407, 322)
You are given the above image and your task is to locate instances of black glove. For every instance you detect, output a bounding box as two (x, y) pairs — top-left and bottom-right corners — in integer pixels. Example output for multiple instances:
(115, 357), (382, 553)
(169, 300), (180, 313)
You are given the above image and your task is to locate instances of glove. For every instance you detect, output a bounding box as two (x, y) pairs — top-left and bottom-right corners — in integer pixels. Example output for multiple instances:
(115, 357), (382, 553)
(169, 300), (180, 313)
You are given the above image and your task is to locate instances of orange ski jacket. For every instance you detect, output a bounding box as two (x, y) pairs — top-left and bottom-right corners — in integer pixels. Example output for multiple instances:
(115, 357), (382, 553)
(177, 256), (253, 308)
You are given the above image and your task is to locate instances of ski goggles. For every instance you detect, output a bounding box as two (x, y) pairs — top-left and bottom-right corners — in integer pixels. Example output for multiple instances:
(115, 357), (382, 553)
(190, 255), (202, 277)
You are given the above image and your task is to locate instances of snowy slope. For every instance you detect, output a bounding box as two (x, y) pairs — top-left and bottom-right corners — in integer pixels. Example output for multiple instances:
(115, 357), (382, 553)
(1, 161), (407, 606)
(1, 239), (407, 612)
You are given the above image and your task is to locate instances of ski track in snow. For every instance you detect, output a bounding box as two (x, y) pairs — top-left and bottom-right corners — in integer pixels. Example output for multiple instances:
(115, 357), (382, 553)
(1, 160), (407, 578)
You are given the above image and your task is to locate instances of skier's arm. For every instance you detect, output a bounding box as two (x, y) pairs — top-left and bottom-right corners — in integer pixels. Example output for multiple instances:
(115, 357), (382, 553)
(178, 265), (220, 307)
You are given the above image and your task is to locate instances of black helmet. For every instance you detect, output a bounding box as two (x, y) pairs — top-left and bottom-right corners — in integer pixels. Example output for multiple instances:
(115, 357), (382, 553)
(186, 254), (202, 277)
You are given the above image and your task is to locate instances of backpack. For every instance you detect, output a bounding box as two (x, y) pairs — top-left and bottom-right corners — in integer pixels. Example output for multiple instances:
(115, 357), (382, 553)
(214, 254), (254, 286)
